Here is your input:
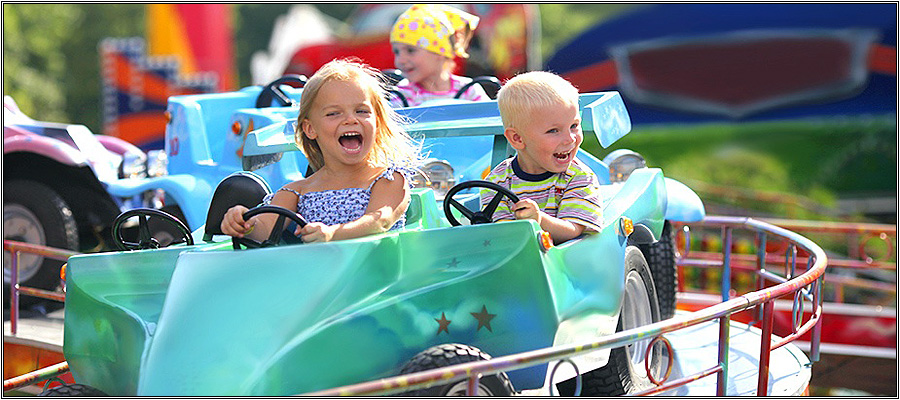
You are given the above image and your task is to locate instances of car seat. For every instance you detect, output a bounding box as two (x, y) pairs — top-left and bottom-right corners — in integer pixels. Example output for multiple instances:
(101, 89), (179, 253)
(203, 171), (272, 242)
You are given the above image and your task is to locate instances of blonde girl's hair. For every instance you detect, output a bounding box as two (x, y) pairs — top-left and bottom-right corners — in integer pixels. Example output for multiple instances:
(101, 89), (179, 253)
(497, 71), (580, 130)
(295, 58), (423, 172)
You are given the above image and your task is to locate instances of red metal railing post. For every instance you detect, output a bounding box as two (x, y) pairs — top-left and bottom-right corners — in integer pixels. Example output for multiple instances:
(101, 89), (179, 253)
(722, 227), (733, 301)
(10, 249), (20, 335)
(810, 274), (823, 363)
(466, 374), (481, 395)
(755, 231), (767, 324)
(757, 301), (775, 395)
(716, 314), (731, 396)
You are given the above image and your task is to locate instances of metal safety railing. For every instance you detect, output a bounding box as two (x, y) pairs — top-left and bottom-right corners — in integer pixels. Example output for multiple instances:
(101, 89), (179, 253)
(301, 216), (827, 396)
(4, 240), (76, 334)
(3, 240), (77, 393)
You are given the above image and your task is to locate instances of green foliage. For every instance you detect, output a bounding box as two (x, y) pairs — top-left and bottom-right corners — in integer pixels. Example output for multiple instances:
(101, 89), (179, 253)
(3, 4), (80, 122)
(537, 4), (637, 62)
(665, 147), (790, 192)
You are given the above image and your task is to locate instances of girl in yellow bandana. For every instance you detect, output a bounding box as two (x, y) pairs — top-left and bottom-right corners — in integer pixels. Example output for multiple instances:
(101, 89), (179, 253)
(389, 4), (488, 107)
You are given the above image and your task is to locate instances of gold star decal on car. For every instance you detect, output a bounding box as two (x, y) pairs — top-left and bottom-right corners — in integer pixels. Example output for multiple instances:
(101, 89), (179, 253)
(435, 312), (451, 335)
(471, 305), (496, 332)
(447, 257), (460, 268)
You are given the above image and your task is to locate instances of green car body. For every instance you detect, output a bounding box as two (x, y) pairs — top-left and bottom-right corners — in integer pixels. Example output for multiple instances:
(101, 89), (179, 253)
(62, 92), (670, 395)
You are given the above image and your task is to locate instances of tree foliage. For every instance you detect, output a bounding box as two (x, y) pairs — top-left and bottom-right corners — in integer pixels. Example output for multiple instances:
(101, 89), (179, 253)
(3, 4), (143, 131)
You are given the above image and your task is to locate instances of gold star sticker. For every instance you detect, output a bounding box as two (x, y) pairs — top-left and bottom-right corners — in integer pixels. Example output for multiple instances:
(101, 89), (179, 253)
(447, 258), (460, 268)
(435, 312), (451, 335)
(483, 239), (491, 247)
(471, 305), (496, 332)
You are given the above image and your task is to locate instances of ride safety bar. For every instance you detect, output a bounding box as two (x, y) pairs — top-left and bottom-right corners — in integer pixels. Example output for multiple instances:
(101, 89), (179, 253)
(4, 240), (77, 336)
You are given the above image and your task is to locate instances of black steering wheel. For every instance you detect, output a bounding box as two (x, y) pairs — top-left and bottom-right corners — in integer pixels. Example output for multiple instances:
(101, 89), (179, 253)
(454, 76), (502, 100)
(443, 180), (519, 226)
(112, 208), (193, 250)
(255, 75), (307, 108)
(233, 205), (308, 249)
(381, 69), (405, 86)
(387, 88), (409, 107)
(380, 69), (409, 107)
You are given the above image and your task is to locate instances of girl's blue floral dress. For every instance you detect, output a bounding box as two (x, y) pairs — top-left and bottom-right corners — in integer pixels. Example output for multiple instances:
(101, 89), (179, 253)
(263, 166), (414, 231)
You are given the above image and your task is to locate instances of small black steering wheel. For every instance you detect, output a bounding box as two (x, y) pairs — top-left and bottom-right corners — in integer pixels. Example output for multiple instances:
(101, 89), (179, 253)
(443, 180), (519, 226)
(255, 75), (307, 108)
(233, 205), (308, 249)
(112, 208), (193, 251)
(454, 76), (502, 100)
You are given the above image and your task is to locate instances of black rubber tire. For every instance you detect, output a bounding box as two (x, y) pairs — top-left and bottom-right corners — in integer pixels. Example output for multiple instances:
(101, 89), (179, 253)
(39, 383), (107, 396)
(146, 205), (190, 247)
(398, 343), (515, 396)
(4, 180), (78, 308)
(639, 220), (677, 320)
(561, 247), (663, 396)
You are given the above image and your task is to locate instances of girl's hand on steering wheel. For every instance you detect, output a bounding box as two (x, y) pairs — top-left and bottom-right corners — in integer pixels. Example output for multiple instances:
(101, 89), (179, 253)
(221, 205), (253, 238)
(298, 222), (336, 243)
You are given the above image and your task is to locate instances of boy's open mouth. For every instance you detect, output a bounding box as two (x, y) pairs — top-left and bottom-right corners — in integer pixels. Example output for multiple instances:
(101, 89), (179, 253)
(553, 151), (572, 162)
(339, 133), (363, 152)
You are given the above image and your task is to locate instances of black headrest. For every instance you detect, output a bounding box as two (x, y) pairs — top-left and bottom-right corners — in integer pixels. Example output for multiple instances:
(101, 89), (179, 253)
(203, 172), (272, 241)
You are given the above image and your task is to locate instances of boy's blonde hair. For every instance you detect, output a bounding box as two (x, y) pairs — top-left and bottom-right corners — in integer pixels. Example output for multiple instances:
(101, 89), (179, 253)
(295, 58), (422, 171)
(497, 71), (580, 130)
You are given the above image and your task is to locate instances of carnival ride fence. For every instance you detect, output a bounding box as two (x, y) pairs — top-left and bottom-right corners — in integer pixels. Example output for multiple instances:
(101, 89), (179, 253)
(675, 218), (895, 305)
(3, 240), (75, 392)
(4, 216), (829, 395)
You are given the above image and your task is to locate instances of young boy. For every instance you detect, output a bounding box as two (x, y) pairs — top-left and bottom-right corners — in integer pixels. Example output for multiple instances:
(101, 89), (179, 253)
(480, 71), (603, 243)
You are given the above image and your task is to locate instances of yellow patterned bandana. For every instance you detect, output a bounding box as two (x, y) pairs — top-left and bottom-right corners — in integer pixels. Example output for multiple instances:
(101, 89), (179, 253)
(390, 4), (480, 59)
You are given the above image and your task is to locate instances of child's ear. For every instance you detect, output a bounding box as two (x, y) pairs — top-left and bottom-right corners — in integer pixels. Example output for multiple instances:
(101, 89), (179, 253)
(504, 127), (525, 150)
(301, 119), (316, 140)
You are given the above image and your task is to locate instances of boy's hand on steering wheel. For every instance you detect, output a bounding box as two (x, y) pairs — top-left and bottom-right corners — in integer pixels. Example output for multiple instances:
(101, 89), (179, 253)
(513, 199), (542, 225)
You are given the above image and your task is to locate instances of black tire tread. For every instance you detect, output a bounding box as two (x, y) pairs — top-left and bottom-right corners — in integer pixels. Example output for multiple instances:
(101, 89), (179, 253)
(398, 343), (515, 396)
(39, 383), (107, 396)
(639, 221), (677, 319)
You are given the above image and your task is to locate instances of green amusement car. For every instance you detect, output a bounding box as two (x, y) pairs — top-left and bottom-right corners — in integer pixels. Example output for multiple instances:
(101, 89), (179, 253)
(54, 91), (700, 396)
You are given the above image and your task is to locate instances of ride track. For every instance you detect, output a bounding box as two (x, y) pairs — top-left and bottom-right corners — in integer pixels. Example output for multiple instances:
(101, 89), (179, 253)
(4, 215), (835, 396)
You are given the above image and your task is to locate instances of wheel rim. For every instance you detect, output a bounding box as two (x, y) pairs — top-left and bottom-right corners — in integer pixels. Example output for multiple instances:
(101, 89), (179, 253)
(622, 269), (654, 378)
(444, 380), (495, 396)
(3, 204), (46, 283)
